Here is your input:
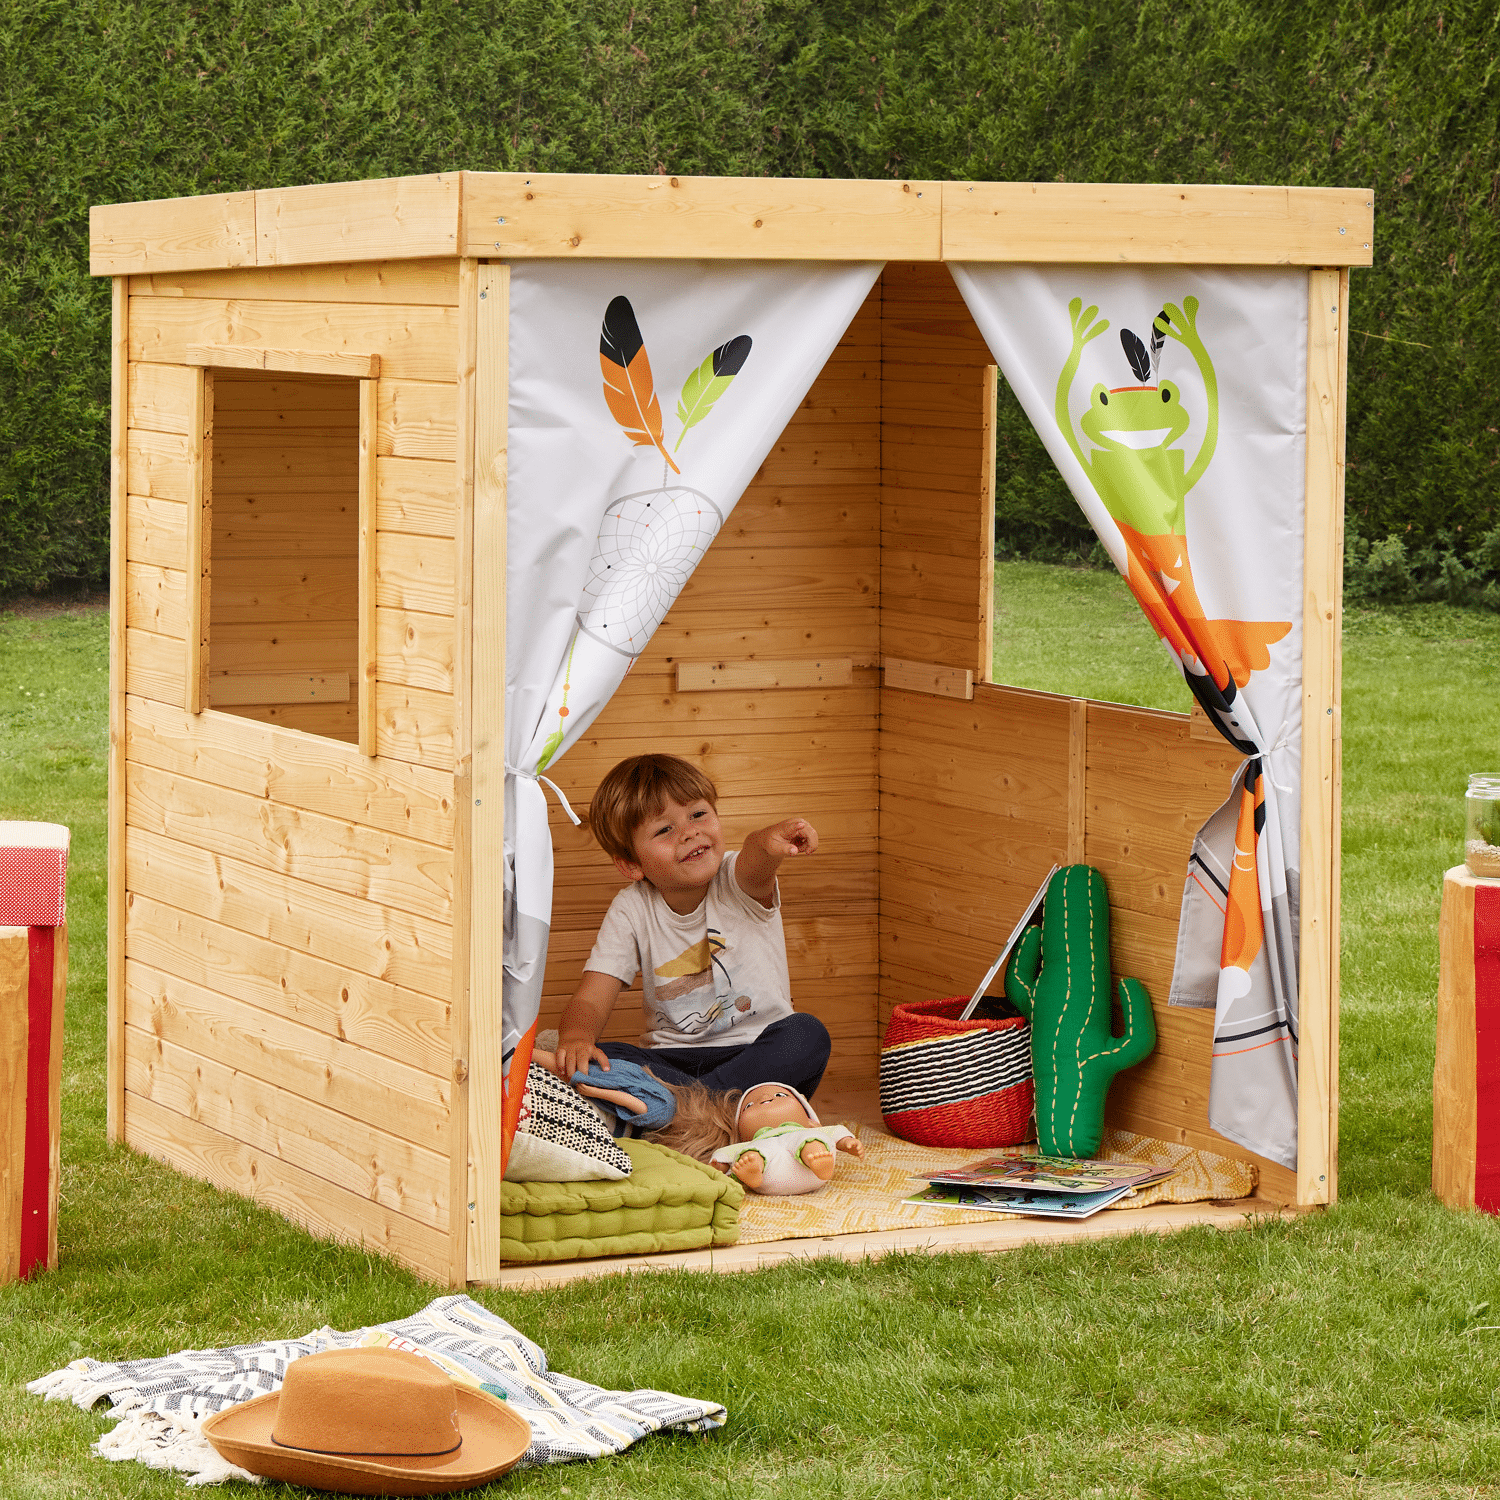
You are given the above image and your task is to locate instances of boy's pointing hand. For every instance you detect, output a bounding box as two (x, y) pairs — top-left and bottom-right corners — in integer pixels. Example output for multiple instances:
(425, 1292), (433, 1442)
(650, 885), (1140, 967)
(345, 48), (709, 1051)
(768, 818), (818, 858)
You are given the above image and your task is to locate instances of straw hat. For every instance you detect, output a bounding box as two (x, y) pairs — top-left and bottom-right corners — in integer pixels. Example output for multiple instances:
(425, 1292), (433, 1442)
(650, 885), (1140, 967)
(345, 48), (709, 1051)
(201, 1345), (532, 1496)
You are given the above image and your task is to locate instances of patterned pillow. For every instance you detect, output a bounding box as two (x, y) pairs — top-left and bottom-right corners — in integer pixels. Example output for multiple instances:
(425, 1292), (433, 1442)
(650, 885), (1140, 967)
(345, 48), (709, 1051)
(505, 1062), (633, 1182)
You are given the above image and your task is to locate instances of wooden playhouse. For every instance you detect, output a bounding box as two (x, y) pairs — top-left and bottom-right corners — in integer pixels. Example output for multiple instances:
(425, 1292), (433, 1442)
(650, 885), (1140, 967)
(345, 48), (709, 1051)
(90, 173), (1367, 1287)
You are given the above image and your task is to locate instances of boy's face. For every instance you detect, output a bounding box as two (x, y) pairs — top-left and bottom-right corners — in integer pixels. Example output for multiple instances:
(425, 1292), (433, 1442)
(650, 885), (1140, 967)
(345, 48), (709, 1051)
(615, 796), (726, 913)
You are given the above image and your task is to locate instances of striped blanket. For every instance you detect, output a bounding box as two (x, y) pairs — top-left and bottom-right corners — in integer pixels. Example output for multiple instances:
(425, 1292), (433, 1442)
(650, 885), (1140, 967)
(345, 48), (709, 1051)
(27, 1294), (726, 1486)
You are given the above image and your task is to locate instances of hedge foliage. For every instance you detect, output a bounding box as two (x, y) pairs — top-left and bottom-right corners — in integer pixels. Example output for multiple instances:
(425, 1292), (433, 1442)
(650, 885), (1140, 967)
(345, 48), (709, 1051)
(2, 0), (1496, 600)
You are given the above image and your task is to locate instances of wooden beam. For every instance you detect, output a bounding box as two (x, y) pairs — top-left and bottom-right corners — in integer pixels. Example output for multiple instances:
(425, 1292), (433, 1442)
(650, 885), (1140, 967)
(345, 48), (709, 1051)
(883, 658), (974, 700)
(358, 378), (379, 756)
(186, 345), (381, 380)
(942, 182), (1374, 267)
(676, 659), (854, 692)
(93, 175), (1374, 276)
(256, 174), (461, 266)
(108, 279), (129, 1144)
(90, 193), (256, 276)
(462, 173), (941, 260)
(979, 364), (998, 684)
(467, 261), (508, 1282)
(1298, 268), (1345, 1208)
(210, 672), (351, 706)
(448, 256), (480, 1290)
(184, 368), (207, 714)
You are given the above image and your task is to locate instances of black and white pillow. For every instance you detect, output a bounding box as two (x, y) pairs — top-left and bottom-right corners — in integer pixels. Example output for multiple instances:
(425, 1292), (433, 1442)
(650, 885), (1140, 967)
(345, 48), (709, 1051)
(505, 1062), (633, 1182)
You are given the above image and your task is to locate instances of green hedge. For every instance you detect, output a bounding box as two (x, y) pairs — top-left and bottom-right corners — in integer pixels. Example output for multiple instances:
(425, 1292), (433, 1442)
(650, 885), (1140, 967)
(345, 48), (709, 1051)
(2, 0), (1495, 601)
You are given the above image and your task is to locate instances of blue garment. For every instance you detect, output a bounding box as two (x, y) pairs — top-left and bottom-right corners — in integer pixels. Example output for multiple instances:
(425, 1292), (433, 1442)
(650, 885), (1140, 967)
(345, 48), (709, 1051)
(599, 1012), (831, 1101)
(572, 1059), (678, 1131)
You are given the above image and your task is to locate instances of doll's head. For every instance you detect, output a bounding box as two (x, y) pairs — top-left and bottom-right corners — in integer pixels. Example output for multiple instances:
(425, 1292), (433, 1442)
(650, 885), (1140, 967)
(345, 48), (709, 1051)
(642, 1079), (821, 1162)
(733, 1083), (819, 1141)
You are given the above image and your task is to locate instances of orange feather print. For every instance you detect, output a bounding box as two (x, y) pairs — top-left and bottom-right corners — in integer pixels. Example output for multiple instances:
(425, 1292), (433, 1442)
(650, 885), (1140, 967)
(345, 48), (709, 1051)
(600, 295), (680, 474)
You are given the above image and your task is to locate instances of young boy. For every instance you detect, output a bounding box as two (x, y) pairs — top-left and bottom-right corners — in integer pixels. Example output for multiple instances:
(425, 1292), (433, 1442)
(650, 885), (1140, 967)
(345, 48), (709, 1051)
(552, 754), (831, 1100)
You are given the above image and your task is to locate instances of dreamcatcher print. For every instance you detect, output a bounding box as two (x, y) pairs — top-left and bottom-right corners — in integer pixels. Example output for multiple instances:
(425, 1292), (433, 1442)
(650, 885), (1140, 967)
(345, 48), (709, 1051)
(535, 296), (752, 769)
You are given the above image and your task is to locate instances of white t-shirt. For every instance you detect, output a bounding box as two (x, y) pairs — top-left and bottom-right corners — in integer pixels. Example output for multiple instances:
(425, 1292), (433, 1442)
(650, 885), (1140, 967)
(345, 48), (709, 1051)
(585, 851), (795, 1048)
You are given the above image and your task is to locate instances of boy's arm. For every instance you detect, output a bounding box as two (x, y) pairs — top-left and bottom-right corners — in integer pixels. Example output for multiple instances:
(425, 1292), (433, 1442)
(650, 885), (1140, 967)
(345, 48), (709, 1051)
(734, 817), (818, 909)
(553, 970), (624, 1080)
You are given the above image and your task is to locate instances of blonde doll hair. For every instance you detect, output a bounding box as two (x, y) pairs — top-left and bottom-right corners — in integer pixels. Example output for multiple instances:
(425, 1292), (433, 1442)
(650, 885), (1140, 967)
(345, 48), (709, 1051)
(644, 1079), (741, 1162)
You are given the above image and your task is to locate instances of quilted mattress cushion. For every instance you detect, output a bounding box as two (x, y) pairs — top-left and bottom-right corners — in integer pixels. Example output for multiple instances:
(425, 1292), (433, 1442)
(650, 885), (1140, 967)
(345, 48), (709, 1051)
(499, 1138), (744, 1263)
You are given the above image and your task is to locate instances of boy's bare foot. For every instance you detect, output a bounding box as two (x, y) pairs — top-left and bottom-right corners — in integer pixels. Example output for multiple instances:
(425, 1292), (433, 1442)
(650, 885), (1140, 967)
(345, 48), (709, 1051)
(799, 1141), (835, 1181)
(731, 1151), (766, 1190)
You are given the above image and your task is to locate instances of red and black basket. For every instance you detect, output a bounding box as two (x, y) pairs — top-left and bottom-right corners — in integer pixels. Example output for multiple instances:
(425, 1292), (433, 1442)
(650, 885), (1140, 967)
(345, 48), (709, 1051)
(879, 996), (1033, 1149)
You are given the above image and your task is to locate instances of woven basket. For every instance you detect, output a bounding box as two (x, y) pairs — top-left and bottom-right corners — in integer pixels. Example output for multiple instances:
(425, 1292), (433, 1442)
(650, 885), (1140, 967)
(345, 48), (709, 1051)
(879, 996), (1033, 1148)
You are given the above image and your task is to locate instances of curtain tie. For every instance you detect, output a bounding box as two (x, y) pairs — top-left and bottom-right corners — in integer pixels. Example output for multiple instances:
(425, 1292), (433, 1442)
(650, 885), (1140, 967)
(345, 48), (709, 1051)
(505, 765), (583, 826)
(1257, 718), (1296, 795)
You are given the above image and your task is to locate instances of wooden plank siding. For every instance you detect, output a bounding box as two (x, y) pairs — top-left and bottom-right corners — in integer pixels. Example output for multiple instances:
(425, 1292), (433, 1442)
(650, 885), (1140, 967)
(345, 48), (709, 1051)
(534, 284), (885, 1092)
(878, 263), (995, 677)
(118, 265), (463, 1279)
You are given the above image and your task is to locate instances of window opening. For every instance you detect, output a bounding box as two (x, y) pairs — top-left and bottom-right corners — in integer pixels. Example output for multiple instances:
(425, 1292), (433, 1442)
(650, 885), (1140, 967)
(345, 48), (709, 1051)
(206, 370), (362, 744)
(987, 367), (1191, 715)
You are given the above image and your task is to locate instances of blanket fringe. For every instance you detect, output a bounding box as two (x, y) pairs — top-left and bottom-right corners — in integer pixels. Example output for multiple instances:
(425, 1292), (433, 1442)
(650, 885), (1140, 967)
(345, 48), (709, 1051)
(94, 1410), (261, 1486)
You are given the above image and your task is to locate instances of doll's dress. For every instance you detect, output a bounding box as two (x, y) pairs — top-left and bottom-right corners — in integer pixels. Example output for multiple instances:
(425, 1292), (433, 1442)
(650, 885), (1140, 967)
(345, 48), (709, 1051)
(710, 1122), (855, 1196)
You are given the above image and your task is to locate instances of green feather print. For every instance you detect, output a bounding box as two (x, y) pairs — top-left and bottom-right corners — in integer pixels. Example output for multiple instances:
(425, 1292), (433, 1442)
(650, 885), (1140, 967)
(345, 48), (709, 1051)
(674, 334), (752, 452)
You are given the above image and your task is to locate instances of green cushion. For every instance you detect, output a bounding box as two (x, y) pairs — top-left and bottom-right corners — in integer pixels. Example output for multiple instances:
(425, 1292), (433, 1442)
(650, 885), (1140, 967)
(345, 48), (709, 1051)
(499, 1138), (745, 1264)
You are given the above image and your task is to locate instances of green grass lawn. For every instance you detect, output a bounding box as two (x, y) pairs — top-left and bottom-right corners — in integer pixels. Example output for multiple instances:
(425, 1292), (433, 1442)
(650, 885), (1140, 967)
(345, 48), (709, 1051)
(4, 570), (1500, 1498)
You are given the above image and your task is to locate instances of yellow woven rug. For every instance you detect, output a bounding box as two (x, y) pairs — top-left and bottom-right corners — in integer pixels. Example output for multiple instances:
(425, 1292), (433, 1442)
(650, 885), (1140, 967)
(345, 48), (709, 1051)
(734, 1122), (1258, 1246)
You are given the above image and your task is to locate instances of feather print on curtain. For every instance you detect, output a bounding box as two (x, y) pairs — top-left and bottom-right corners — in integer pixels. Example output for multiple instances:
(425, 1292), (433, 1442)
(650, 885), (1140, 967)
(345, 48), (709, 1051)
(949, 265), (1306, 1171)
(501, 261), (882, 1172)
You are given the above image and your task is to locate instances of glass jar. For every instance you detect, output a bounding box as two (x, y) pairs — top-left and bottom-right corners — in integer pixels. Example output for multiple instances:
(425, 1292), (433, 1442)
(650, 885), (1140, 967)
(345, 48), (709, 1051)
(1467, 774), (1500, 879)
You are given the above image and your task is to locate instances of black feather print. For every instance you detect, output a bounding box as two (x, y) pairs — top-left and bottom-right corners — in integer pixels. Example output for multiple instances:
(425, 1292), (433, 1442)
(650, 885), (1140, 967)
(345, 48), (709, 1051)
(1150, 308), (1167, 377)
(1121, 327), (1152, 384)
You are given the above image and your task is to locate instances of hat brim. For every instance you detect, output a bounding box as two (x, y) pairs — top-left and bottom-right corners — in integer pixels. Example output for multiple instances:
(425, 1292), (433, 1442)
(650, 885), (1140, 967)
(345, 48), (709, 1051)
(202, 1385), (532, 1496)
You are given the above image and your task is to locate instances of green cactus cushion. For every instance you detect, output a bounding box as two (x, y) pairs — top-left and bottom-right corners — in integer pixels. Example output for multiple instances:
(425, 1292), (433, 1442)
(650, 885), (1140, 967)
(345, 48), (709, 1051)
(1004, 864), (1157, 1157)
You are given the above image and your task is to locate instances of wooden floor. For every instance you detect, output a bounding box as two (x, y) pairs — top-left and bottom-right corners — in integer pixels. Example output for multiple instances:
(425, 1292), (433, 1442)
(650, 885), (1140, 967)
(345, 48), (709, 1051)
(478, 1085), (1299, 1291)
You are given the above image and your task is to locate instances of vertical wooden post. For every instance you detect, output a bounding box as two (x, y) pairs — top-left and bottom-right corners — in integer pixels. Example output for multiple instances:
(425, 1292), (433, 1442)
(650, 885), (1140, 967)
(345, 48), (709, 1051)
(107, 278), (128, 1144)
(357, 376), (380, 757)
(979, 364), (998, 683)
(467, 261), (509, 1283)
(1433, 867), (1483, 1208)
(447, 258), (481, 1288)
(1298, 268), (1346, 1207)
(184, 367), (207, 714)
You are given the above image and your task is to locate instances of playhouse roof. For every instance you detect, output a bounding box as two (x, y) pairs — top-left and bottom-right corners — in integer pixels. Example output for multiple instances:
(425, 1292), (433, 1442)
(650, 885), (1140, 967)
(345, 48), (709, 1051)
(89, 173), (1373, 278)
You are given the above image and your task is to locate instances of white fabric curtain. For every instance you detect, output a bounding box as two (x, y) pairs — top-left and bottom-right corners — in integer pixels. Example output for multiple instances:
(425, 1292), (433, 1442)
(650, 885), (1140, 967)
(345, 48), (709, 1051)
(501, 260), (882, 1158)
(949, 265), (1307, 1169)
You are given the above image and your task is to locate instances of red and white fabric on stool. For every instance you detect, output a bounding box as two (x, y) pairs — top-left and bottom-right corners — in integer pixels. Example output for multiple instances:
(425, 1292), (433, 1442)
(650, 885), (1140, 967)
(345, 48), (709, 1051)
(1, 821), (69, 1283)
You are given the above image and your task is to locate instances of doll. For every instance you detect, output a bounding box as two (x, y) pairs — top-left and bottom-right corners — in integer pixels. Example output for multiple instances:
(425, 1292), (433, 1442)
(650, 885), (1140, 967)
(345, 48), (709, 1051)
(706, 1082), (864, 1195)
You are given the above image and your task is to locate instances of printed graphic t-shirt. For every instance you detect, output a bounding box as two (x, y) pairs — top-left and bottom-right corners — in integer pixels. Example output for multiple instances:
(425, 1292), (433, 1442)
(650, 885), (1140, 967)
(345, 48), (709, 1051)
(585, 851), (795, 1048)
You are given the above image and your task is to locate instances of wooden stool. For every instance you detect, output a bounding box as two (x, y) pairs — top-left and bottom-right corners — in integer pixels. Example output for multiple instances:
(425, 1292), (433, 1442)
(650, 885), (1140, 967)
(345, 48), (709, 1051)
(1433, 865), (1500, 1211)
(0, 822), (70, 1283)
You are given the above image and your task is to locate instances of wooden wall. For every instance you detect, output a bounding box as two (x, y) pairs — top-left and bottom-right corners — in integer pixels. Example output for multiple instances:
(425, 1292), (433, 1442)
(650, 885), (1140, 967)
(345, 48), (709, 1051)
(874, 263), (1296, 1202)
(116, 261), (462, 1279)
(540, 284), (885, 1091)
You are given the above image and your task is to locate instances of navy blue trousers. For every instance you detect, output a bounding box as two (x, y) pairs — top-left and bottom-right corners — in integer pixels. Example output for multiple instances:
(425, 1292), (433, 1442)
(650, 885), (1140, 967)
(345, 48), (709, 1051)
(599, 1012), (831, 1100)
